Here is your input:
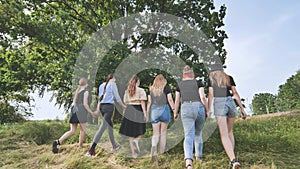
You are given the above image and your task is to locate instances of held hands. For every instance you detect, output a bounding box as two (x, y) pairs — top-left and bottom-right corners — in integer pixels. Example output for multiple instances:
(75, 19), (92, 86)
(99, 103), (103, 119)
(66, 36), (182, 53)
(92, 110), (100, 117)
(205, 112), (211, 119)
(173, 113), (179, 121)
(241, 109), (247, 120)
(144, 113), (149, 122)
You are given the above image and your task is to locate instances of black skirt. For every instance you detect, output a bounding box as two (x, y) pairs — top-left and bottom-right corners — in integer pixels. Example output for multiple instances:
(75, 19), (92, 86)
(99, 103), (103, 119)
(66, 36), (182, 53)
(119, 105), (146, 138)
(68, 104), (88, 124)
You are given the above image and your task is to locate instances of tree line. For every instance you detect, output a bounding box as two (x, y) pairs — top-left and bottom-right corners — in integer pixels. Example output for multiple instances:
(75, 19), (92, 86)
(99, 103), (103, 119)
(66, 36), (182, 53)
(251, 70), (300, 115)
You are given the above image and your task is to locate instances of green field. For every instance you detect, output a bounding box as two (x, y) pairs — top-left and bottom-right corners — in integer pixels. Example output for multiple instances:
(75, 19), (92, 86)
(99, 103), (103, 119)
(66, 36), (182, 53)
(0, 112), (299, 169)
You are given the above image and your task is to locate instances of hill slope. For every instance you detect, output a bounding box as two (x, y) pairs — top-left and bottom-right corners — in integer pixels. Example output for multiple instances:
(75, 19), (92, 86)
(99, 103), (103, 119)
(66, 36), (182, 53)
(0, 111), (299, 169)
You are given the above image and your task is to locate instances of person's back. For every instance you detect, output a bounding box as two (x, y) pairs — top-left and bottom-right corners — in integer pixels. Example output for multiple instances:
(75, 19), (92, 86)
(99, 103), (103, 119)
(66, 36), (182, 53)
(177, 79), (201, 102)
(207, 63), (246, 169)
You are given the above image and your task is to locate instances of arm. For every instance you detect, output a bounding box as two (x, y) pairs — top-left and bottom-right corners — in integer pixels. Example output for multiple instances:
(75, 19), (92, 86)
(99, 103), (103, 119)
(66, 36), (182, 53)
(167, 93), (175, 111)
(141, 100), (148, 122)
(83, 91), (93, 114)
(231, 86), (247, 119)
(207, 87), (214, 116)
(112, 83), (126, 109)
(199, 87), (209, 118)
(93, 101), (101, 116)
(147, 95), (152, 115)
(174, 91), (181, 120)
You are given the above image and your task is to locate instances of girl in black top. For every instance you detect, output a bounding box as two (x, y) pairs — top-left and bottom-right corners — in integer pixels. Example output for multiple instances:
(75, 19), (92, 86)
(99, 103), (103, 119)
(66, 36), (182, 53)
(147, 74), (175, 162)
(207, 64), (246, 169)
(52, 78), (93, 153)
(174, 65), (208, 169)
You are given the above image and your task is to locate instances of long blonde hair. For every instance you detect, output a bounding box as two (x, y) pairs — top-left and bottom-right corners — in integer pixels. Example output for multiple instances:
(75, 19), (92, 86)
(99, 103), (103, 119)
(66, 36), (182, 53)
(209, 70), (231, 88)
(150, 74), (167, 96)
(73, 78), (88, 105)
(127, 75), (139, 98)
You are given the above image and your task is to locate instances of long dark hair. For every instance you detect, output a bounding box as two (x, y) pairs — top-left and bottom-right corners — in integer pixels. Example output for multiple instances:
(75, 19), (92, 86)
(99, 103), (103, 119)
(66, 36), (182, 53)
(99, 73), (114, 102)
(127, 75), (139, 98)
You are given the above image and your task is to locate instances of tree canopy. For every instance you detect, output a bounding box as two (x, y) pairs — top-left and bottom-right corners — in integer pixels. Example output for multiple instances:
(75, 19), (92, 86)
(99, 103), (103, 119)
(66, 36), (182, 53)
(0, 0), (227, 122)
(276, 70), (300, 111)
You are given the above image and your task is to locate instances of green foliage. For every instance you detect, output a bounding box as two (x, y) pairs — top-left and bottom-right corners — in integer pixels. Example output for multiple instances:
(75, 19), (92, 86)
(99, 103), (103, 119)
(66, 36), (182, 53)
(252, 93), (278, 115)
(276, 70), (300, 111)
(0, 101), (26, 124)
(0, 0), (228, 122)
(252, 70), (300, 114)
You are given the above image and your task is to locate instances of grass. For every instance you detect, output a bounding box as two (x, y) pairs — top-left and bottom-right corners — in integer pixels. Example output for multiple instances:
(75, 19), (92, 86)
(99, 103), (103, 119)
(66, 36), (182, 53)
(0, 112), (299, 169)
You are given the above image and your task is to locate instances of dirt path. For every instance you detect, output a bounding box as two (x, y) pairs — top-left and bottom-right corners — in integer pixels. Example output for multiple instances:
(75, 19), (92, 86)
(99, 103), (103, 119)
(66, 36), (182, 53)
(247, 110), (300, 119)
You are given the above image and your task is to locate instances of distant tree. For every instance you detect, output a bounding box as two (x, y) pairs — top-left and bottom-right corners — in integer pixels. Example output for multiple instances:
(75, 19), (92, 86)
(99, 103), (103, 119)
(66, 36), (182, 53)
(276, 70), (300, 111)
(0, 101), (26, 124)
(252, 93), (277, 115)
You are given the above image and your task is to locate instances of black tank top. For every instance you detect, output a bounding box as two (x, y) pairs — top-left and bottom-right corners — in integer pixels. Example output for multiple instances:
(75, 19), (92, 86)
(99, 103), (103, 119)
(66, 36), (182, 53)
(76, 90), (86, 105)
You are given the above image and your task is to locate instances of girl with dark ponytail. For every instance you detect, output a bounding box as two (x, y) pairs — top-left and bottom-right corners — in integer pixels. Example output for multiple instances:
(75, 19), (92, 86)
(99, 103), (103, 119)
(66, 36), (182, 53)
(86, 74), (126, 157)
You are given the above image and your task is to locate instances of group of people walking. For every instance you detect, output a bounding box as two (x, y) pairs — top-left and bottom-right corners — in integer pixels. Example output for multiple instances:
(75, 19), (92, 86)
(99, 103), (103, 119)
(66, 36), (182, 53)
(52, 64), (246, 169)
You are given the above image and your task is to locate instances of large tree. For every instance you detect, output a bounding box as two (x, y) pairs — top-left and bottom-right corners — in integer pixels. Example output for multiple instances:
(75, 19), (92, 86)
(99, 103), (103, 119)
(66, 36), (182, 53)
(276, 70), (300, 111)
(0, 0), (227, 121)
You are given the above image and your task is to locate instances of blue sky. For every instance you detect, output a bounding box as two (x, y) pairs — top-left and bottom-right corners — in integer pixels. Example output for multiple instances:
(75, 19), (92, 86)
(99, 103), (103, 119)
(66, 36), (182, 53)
(215, 0), (300, 105)
(29, 1), (300, 120)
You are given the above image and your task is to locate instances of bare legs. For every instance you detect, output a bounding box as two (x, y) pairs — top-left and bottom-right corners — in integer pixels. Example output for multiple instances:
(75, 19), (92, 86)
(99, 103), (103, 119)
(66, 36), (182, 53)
(216, 116), (236, 161)
(58, 123), (86, 147)
(129, 135), (142, 157)
(79, 123), (87, 148)
(151, 122), (168, 162)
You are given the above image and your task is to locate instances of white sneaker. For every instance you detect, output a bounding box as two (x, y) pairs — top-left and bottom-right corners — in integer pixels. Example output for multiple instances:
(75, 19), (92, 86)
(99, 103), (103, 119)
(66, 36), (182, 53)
(132, 153), (138, 158)
(231, 159), (241, 169)
(133, 139), (140, 153)
(111, 144), (121, 152)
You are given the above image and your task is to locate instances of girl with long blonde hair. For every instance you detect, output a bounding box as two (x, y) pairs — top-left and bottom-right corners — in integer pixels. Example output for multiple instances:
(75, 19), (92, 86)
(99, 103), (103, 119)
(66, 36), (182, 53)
(207, 64), (246, 169)
(147, 74), (175, 162)
(52, 78), (93, 153)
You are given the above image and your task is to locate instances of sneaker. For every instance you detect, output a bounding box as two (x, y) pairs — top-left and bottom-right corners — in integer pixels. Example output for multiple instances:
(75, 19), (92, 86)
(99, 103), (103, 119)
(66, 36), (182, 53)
(52, 140), (59, 154)
(231, 159), (241, 169)
(196, 157), (205, 164)
(111, 144), (121, 152)
(133, 139), (140, 153)
(186, 164), (192, 169)
(132, 153), (138, 159)
(85, 149), (96, 157)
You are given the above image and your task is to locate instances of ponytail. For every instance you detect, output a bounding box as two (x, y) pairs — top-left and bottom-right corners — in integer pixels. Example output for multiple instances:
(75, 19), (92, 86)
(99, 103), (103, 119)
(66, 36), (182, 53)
(99, 73), (114, 102)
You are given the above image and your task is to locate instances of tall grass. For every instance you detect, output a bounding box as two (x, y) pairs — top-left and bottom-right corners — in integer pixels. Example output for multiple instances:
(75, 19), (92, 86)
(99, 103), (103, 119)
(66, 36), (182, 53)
(0, 113), (299, 169)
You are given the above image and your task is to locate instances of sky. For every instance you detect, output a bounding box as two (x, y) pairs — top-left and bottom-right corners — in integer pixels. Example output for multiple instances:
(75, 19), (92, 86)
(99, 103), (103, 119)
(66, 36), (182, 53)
(29, 1), (300, 120)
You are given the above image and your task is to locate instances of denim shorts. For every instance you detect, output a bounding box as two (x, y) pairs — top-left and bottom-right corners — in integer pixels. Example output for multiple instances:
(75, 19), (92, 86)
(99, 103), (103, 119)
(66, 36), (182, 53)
(214, 97), (238, 117)
(150, 104), (171, 124)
